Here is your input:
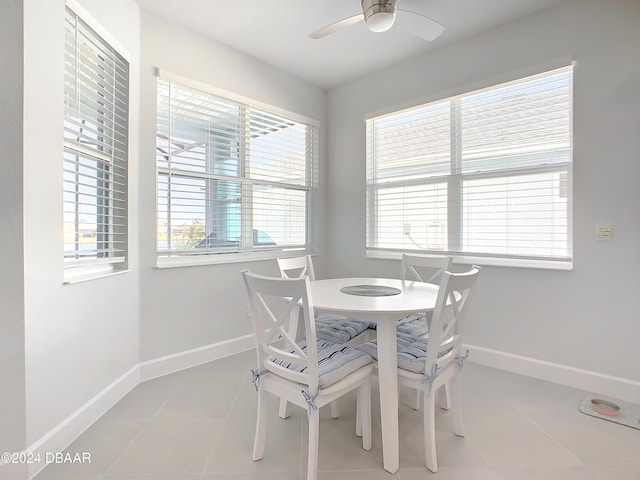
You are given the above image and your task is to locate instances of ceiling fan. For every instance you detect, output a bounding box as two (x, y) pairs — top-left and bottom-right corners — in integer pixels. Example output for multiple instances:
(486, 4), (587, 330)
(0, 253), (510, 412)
(309, 0), (445, 41)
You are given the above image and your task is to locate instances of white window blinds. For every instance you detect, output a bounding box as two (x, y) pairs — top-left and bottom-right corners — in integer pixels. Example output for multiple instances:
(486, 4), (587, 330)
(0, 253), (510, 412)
(63, 6), (129, 272)
(366, 66), (573, 265)
(156, 76), (318, 260)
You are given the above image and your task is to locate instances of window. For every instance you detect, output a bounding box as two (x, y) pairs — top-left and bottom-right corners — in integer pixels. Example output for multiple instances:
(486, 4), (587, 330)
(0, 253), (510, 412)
(63, 6), (129, 280)
(366, 66), (573, 268)
(156, 73), (319, 264)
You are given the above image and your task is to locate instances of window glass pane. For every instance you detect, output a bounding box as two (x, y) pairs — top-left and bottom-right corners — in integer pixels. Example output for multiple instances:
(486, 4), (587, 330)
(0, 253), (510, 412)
(369, 102), (450, 184)
(157, 83), (242, 177)
(366, 66), (572, 263)
(370, 183), (448, 251)
(460, 70), (572, 173)
(63, 7), (128, 271)
(463, 172), (569, 257)
(249, 109), (308, 185)
(157, 175), (242, 252)
(253, 185), (306, 247)
(156, 77), (317, 260)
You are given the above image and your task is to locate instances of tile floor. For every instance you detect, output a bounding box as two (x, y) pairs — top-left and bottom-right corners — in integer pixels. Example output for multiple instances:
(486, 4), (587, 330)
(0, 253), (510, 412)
(35, 350), (640, 480)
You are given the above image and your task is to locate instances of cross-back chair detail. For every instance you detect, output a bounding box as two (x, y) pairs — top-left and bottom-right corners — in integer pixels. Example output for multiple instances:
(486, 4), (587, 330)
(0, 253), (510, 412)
(277, 255), (317, 281)
(400, 265), (480, 472)
(355, 265), (480, 473)
(276, 255), (374, 419)
(396, 254), (453, 338)
(242, 270), (374, 480)
(400, 253), (453, 284)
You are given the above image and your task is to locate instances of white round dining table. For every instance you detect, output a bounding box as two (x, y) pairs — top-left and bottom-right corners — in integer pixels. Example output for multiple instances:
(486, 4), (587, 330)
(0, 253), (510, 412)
(310, 277), (440, 474)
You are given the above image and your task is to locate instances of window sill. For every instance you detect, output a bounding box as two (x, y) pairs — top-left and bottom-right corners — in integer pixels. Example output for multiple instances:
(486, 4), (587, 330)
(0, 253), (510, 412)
(366, 250), (573, 271)
(156, 249), (312, 269)
(63, 265), (131, 285)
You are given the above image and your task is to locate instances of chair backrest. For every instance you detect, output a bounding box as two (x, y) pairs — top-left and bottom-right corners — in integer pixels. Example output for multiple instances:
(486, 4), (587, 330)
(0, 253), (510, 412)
(242, 269), (320, 394)
(400, 253), (453, 284)
(425, 265), (481, 374)
(277, 255), (316, 281)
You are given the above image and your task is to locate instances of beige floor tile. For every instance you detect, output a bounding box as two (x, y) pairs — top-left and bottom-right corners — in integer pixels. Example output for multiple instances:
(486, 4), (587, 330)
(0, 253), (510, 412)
(317, 470), (397, 480)
(400, 465), (499, 480)
(33, 351), (640, 480)
(171, 351), (254, 387)
(37, 417), (146, 476)
(303, 412), (383, 472)
(104, 382), (175, 420)
(491, 465), (603, 480)
(104, 476), (200, 480)
(464, 409), (581, 467)
(588, 464), (640, 480)
(155, 382), (239, 420)
(32, 475), (104, 480)
(203, 474), (300, 480)
(526, 409), (640, 464)
(107, 417), (224, 475)
(205, 396), (303, 475)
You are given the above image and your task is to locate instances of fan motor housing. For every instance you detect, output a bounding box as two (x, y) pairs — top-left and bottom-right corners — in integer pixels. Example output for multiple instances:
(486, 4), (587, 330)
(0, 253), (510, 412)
(362, 0), (398, 32)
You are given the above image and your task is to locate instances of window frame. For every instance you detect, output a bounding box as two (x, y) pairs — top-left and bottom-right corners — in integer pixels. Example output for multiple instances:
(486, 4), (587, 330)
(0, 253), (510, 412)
(366, 65), (573, 270)
(155, 70), (319, 268)
(63, 3), (130, 283)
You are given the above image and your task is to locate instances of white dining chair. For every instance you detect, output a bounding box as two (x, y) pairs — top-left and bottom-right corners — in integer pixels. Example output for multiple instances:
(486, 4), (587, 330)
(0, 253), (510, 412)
(276, 255), (374, 419)
(396, 253), (453, 337)
(398, 253), (453, 409)
(277, 255), (373, 345)
(357, 265), (481, 473)
(242, 270), (374, 480)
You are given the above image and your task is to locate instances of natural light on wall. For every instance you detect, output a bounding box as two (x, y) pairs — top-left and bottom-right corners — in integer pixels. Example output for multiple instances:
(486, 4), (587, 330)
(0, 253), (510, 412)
(366, 65), (573, 268)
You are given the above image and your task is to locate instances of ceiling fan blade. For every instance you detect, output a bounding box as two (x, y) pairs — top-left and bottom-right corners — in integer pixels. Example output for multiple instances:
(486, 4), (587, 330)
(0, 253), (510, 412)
(309, 14), (364, 39)
(397, 9), (445, 41)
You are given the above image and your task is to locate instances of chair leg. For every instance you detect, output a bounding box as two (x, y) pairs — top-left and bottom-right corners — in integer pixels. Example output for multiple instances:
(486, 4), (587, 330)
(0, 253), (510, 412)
(438, 382), (452, 411)
(278, 398), (289, 419)
(279, 308), (301, 421)
(413, 388), (421, 410)
(357, 381), (372, 451)
(423, 388), (438, 473)
(253, 388), (268, 461)
(306, 409), (320, 480)
(450, 376), (465, 437)
(330, 400), (340, 419)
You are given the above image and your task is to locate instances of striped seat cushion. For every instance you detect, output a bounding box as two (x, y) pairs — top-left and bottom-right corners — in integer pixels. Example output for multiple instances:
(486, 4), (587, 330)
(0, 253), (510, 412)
(315, 314), (372, 344)
(395, 312), (431, 337)
(355, 333), (451, 375)
(270, 339), (373, 388)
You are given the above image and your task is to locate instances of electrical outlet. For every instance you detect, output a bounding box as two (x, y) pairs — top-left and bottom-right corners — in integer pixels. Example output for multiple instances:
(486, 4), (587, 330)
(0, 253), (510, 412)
(246, 304), (252, 317)
(596, 224), (613, 241)
(403, 223), (411, 235)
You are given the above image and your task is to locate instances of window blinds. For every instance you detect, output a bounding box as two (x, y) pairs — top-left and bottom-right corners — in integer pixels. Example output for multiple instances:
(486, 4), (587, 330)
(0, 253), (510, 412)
(156, 77), (318, 258)
(63, 7), (129, 267)
(366, 66), (572, 263)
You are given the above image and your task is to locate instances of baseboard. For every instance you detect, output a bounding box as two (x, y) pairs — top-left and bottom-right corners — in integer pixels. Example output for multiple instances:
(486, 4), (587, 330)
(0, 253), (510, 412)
(138, 334), (255, 381)
(465, 343), (640, 403)
(24, 334), (255, 480)
(26, 364), (140, 480)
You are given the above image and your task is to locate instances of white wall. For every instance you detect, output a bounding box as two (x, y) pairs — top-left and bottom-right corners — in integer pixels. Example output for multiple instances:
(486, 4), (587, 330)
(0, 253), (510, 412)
(0, 0), (27, 465)
(137, 11), (328, 361)
(22, 0), (141, 446)
(327, 0), (640, 388)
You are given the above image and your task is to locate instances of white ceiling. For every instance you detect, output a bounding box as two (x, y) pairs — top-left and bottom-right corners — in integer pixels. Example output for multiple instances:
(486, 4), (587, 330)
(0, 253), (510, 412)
(135, 0), (568, 89)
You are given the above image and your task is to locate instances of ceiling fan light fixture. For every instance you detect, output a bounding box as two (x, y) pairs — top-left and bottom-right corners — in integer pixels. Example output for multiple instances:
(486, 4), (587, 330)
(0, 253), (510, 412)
(362, 0), (398, 33)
